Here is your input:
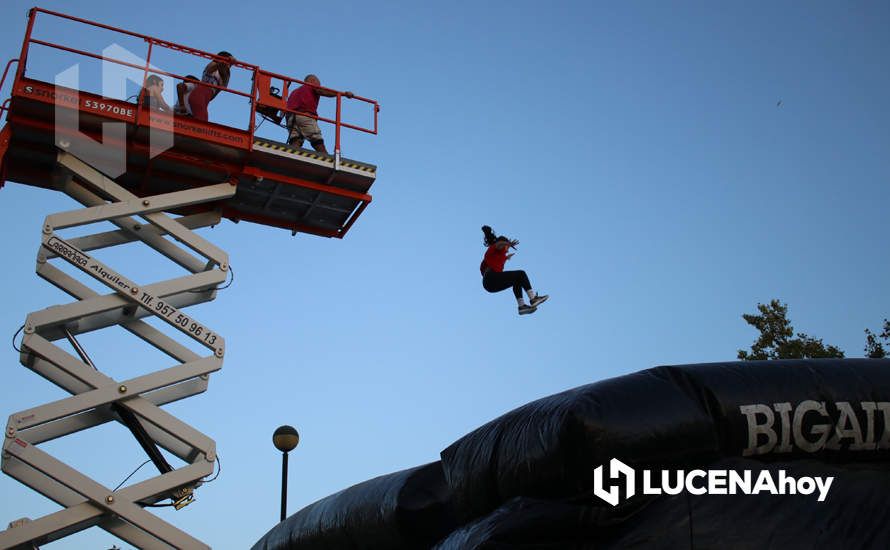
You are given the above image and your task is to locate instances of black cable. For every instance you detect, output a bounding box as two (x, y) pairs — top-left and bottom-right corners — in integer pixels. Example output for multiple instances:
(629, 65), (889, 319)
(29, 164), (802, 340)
(139, 454), (220, 510)
(216, 266), (234, 290)
(113, 459), (152, 491)
(255, 110), (290, 131)
(204, 453), (221, 483)
(188, 265), (234, 293)
(12, 324), (24, 353)
(113, 454), (220, 510)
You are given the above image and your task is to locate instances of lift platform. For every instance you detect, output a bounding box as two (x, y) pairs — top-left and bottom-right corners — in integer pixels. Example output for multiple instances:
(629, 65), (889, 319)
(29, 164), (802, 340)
(0, 7), (380, 549)
(0, 7), (380, 238)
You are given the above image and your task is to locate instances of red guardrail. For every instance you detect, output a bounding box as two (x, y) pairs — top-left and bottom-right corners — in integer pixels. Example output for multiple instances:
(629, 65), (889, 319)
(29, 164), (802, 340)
(11, 7), (378, 156)
(0, 59), (19, 122)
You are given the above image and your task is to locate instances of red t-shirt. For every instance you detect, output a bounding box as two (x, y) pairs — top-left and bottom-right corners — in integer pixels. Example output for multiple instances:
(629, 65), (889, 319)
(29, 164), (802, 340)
(286, 84), (320, 115)
(480, 245), (507, 275)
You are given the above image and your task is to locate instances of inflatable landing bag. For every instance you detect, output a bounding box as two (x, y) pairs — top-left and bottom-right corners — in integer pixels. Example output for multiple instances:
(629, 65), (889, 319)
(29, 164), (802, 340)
(440, 359), (890, 523)
(432, 496), (665, 550)
(251, 461), (455, 550)
(439, 367), (719, 521)
(253, 360), (890, 548)
(434, 458), (890, 549)
(666, 359), (890, 461)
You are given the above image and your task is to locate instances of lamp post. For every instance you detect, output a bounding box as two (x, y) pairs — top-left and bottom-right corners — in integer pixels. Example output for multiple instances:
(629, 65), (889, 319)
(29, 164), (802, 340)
(272, 425), (300, 523)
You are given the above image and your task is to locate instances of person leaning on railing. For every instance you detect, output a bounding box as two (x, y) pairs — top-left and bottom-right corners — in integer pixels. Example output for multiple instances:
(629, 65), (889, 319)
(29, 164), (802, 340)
(141, 74), (173, 112)
(285, 74), (353, 154)
(175, 51), (234, 121)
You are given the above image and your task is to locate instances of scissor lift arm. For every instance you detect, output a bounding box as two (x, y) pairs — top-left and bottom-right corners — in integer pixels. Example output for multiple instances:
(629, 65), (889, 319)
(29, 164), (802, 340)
(1, 150), (234, 549)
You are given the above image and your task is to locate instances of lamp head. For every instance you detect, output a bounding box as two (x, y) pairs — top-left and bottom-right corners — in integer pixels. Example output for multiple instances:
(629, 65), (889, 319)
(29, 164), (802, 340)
(273, 425), (299, 453)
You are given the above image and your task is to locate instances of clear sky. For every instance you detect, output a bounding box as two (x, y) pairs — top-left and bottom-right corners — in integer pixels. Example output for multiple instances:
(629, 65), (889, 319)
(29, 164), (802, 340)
(0, 1), (888, 548)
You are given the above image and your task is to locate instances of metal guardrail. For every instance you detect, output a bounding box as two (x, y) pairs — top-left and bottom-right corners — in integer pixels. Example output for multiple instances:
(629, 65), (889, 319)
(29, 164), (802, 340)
(12, 7), (379, 155)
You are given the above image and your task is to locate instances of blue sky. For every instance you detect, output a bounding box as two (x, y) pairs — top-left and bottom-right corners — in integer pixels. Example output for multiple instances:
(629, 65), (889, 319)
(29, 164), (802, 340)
(0, 1), (888, 548)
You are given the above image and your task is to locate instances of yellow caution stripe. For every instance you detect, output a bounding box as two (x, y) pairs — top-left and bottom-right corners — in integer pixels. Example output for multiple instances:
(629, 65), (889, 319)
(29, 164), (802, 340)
(252, 140), (376, 174)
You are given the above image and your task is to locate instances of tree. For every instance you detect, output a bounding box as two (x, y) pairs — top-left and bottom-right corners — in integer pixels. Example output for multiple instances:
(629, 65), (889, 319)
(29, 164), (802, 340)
(737, 299), (844, 360)
(865, 319), (890, 359)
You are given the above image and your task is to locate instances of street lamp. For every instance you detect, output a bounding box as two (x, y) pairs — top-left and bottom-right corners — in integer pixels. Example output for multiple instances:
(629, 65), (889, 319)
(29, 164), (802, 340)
(272, 425), (300, 522)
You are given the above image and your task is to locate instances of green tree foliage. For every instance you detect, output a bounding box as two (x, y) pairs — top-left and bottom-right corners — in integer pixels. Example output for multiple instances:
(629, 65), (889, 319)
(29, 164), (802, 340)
(738, 299), (845, 360)
(865, 319), (890, 359)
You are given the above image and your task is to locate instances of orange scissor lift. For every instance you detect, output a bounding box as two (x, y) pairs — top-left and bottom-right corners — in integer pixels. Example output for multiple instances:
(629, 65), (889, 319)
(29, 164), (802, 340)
(0, 7), (379, 549)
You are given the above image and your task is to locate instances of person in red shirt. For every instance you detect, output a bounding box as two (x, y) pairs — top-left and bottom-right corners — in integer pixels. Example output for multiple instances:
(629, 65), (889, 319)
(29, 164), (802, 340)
(285, 74), (354, 154)
(480, 225), (549, 315)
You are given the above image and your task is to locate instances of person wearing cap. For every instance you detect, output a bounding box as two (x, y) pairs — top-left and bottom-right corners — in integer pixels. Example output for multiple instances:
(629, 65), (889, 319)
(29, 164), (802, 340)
(285, 74), (354, 154)
(480, 225), (549, 315)
(176, 51), (234, 121)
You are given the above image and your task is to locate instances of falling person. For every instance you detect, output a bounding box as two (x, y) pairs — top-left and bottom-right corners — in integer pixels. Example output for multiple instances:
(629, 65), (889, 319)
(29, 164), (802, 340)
(479, 225), (549, 315)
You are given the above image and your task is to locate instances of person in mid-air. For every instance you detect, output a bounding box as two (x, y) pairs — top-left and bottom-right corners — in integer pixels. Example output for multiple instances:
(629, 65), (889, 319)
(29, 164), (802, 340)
(480, 225), (548, 315)
(175, 51), (234, 121)
(285, 74), (353, 153)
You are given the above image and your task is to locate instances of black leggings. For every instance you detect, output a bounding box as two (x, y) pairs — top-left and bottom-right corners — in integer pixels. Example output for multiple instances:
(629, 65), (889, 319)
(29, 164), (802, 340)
(482, 269), (531, 300)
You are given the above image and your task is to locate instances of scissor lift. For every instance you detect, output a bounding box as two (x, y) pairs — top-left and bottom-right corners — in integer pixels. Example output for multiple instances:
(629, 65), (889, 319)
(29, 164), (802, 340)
(0, 8), (379, 549)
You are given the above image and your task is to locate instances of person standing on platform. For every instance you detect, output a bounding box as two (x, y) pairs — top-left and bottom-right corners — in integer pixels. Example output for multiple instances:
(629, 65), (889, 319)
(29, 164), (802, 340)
(479, 225), (549, 315)
(285, 74), (354, 154)
(173, 74), (197, 116)
(176, 51), (234, 121)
